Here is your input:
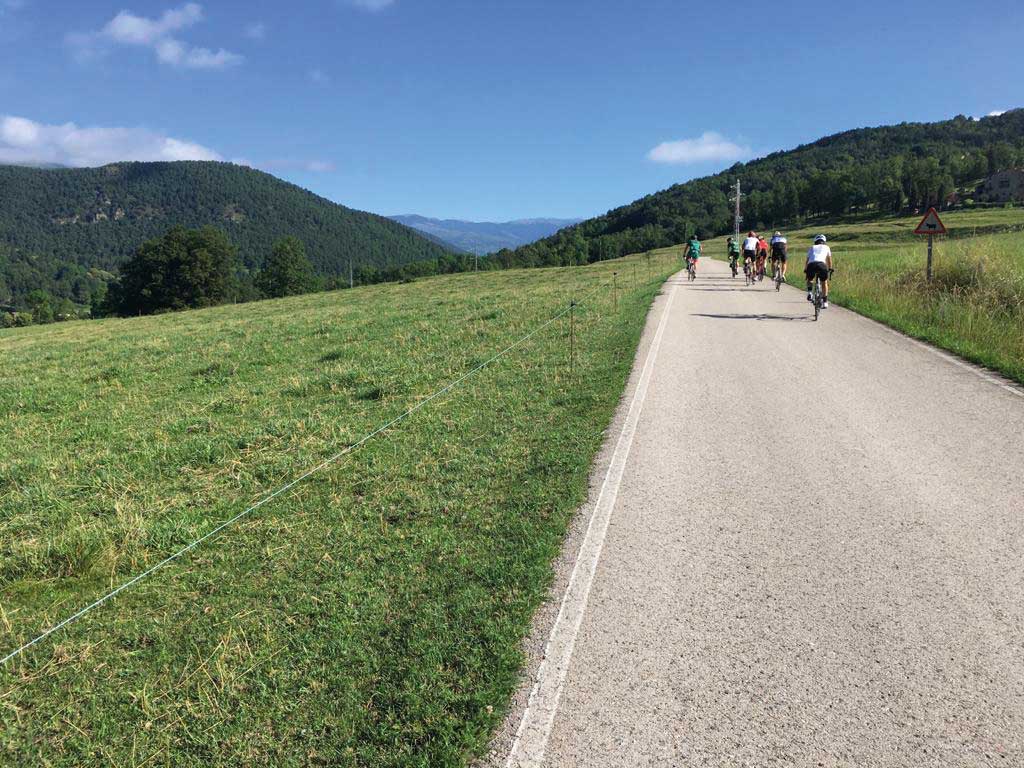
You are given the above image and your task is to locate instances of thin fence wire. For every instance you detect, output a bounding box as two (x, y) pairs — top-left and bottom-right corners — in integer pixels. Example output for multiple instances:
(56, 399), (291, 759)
(1, 266), (669, 667)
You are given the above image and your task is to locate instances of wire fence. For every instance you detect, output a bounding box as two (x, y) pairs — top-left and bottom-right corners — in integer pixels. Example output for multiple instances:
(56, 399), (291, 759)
(1, 255), (680, 668)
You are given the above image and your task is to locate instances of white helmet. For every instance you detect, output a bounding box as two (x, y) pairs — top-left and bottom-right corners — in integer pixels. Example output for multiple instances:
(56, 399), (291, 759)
(814, 234), (827, 244)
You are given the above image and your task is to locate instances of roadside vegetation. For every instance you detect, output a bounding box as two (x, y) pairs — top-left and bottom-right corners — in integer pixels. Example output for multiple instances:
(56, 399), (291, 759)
(0, 250), (676, 766)
(707, 207), (1024, 384)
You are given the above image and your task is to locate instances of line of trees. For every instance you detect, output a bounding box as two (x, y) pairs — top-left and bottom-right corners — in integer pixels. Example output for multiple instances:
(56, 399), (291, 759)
(2, 224), (485, 326)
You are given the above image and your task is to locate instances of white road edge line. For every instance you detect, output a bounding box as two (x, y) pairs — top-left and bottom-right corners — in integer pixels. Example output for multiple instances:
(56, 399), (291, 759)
(880, 325), (1024, 399)
(504, 279), (678, 768)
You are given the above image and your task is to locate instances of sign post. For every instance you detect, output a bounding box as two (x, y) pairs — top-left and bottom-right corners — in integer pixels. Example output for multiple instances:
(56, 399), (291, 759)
(914, 207), (947, 281)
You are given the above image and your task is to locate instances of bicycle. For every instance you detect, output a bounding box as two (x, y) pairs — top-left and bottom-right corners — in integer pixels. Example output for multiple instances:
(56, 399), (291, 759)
(743, 256), (754, 286)
(809, 269), (834, 321)
(687, 257), (697, 281)
(729, 256), (738, 278)
(774, 265), (784, 291)
(810, 275), (823, 320)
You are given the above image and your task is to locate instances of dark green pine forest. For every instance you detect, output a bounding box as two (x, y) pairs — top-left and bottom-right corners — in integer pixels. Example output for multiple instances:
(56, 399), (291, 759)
(495, 110), (1024, 268)
(0, 161), (455, 310)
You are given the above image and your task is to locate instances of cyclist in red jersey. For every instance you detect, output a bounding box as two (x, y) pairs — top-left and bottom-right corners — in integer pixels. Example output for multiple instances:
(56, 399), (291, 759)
(756, 236), (769, 280)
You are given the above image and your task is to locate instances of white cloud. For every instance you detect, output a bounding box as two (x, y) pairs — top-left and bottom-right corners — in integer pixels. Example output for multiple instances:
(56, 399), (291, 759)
(647, 132), (752, 165)
(102, 3), (202, 45)
(0, 115), (222, 167)
(155, 38), (242, 68)
(244, 22), (266, 41)
(308, 68), (331, 85)
(348, 0), (395, 10)
(987, 110), (1006, 117)
(68, 3), (242, 70)
(304, 160), (336, 173)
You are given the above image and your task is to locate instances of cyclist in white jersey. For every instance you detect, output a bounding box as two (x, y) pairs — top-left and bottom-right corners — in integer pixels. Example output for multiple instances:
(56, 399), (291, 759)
(741, 231), (759, 276)
(805, 234), (833, 308)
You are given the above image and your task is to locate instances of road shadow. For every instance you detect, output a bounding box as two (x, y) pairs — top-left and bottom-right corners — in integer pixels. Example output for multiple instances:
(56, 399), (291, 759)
(691, 312), (812, 322)
(666, 278), (735, 286)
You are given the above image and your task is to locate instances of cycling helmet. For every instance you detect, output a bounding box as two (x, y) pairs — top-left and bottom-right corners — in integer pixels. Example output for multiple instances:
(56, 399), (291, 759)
(774, 231), (782, 237)
(814, 234), (827, 244)
(748, 231), (756, 237)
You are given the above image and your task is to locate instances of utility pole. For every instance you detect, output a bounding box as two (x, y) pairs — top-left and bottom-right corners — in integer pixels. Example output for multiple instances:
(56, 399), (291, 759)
(730, 179), (743, 237)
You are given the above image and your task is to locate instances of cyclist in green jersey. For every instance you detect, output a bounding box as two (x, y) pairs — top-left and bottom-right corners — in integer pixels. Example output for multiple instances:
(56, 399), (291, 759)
(685, 235), (701, 276)
(727, 236), (740, 276)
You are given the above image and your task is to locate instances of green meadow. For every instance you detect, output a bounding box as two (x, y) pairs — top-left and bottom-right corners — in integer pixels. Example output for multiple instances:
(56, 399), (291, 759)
(3, 204), (1021, 766)
(1, 252), (676, 766)
(708, 207), (1024, 384)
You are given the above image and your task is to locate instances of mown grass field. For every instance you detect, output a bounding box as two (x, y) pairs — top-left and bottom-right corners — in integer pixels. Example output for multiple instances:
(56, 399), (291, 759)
(706, 207), (1024, 383)
(0, 251), (677, 766)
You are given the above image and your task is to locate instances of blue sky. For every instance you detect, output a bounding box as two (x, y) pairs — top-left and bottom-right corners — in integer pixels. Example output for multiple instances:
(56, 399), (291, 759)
(0, 0), (1021, 220)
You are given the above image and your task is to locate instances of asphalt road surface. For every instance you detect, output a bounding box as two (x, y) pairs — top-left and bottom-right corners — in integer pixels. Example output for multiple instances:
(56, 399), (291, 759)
(495, 258), (1024, 767)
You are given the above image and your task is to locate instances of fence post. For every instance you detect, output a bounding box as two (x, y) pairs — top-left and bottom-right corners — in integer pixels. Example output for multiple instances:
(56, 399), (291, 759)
(927, 235), (934, 282)
(569, 299), (576, 374)
(613, 272), (618, 312)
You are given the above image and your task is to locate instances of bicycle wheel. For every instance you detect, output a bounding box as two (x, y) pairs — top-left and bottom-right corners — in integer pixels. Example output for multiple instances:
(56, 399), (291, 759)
(813, 280), (821, 321)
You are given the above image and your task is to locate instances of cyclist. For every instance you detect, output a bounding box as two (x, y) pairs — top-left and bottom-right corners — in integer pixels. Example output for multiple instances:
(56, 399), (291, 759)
(805, 234), (833, 308)
(770, 231), (788, 280)
(742, 231), (758, 278)
(756, 234), (769, 280)
(726, 236), (740, 276)
(685, 234), (701, 276)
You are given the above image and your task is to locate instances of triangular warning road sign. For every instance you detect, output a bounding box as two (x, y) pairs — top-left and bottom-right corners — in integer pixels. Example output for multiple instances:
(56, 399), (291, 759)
(914, 207), (947, 236)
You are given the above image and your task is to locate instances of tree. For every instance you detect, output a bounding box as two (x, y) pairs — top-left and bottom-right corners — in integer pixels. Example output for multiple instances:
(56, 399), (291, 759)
(26, 289), (54, 324)
(256, 237), (317, 298)
(987, 143), (1016, 174)
(118, 226), (239, 315)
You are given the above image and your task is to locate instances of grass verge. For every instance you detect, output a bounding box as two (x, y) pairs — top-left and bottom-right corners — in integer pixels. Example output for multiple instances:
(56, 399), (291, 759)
(1, 251), (677, 766)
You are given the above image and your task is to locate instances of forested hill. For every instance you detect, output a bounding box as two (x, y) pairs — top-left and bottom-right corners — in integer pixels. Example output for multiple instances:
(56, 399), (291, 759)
(0, 161), (453, 309)
(498, 110), (1024, 267)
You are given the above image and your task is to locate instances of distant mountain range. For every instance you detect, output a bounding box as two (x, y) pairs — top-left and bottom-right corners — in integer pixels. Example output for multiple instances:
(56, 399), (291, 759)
(389, 215), (582, 255)
(0, 161), (452, 309)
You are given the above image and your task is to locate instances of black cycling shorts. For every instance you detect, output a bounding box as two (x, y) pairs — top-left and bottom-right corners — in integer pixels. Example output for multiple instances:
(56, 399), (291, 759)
(805, 262), (829, 283)
(771, 251), (787, 262)
(743, 250), (756, 261)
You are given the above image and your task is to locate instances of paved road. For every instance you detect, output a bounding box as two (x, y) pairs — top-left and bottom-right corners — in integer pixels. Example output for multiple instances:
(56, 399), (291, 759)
(499, 259), (1024, 767)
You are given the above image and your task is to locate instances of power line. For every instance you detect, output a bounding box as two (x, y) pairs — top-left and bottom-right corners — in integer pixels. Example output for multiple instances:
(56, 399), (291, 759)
(730, 178), (743, 237)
